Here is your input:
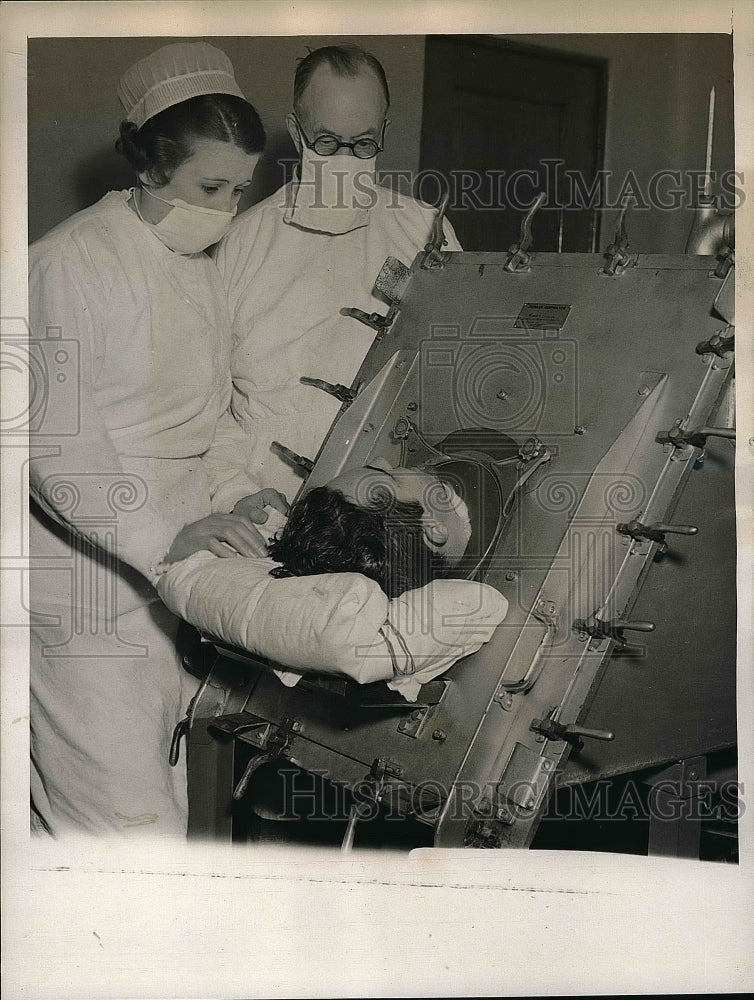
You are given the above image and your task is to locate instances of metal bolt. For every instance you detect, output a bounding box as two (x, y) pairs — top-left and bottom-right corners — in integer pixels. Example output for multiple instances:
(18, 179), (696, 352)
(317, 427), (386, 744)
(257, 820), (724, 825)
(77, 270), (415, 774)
(432, 729), (447, 742)
(291, 721), (302, 733)
(362, 422), (374, 433)
(410, 710), (424, 721)
(496, 389), (509, 400)
(574, 425), (586, 435)
(407, 402), (418, 411)
(504, 570), (518, 582)
(638, 385), (650, 396)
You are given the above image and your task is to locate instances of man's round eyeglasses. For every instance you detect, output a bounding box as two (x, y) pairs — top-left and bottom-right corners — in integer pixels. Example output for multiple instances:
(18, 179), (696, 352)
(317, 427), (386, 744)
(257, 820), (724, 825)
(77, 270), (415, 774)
(294, 116), (388, 159)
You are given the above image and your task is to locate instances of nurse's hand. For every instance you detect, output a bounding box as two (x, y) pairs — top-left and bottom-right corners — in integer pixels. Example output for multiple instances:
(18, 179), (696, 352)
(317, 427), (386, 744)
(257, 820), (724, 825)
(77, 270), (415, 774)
(165, 513), (269, 563)
(232, 489), (289, 523)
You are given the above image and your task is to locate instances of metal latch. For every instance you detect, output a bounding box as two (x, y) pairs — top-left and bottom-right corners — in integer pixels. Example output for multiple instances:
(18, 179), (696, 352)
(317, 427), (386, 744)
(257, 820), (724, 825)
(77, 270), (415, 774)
(208, 712), (300, 803)
(504, 192), (545, 272)
(299, 376), (360, 404)
(530, 710), (614, 753)
(341, 757), (404, 852)
(696, 331), (734, 357)
(657, 420), (736, 461)
(339, 306), (392, 332)
(601, 205), (636, 276)
(616, 519), (698, 557)
(421, 192), (451, 270)
(573, 614), (655, 653)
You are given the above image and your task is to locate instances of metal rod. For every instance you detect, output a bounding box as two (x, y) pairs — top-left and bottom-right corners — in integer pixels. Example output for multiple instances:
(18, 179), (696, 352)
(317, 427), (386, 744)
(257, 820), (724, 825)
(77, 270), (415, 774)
(704, 86), (715, 197)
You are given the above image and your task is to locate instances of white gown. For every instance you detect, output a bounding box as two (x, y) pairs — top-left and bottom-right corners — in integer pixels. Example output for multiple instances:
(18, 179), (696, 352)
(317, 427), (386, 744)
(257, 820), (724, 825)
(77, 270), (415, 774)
(28, 191), (256, 837)
(210, 182), (461, 504)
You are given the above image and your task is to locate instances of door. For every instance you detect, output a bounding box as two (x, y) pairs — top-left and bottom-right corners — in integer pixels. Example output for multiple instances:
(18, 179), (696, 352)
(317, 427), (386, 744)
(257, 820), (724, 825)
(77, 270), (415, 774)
(420, 36), (606, 252)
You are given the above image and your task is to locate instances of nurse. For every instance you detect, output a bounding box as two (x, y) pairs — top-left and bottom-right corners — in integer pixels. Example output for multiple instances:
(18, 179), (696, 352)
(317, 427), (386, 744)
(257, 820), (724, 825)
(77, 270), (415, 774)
(28, 42), (274, 837)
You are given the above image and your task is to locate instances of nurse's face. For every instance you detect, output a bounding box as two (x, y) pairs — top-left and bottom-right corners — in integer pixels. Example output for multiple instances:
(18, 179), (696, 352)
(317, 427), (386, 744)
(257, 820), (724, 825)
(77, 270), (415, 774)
(139, 137), (260, 219)
(326, 457), (472, 565)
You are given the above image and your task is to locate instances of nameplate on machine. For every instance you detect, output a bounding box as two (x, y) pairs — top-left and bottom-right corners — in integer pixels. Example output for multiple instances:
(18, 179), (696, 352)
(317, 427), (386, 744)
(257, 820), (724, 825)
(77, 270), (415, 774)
(514, 302), (571, 330)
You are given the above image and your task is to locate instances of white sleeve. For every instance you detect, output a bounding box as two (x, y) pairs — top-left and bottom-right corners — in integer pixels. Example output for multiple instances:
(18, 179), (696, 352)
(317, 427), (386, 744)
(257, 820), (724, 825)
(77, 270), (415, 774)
(201, 409), (265, 513)
(28, 245), (190, 583)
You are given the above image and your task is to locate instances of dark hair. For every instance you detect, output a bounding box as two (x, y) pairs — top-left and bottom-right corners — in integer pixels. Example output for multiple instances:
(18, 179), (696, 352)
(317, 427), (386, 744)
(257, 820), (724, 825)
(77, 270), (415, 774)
(293, 44), (390, 115)
(116, 93), (265, 186)
(267, 485), (448, 600)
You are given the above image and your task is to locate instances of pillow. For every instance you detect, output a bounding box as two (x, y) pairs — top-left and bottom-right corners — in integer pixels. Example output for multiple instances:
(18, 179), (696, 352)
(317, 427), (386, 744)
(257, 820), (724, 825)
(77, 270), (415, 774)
(157, 551), (508, 701)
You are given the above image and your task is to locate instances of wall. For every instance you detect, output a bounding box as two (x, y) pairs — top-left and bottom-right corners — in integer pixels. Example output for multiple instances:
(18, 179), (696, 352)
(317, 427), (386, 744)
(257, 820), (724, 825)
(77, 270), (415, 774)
(502, 33), (735, 253)
(29, 33), (735, 254)
(27, 35), (427, 243)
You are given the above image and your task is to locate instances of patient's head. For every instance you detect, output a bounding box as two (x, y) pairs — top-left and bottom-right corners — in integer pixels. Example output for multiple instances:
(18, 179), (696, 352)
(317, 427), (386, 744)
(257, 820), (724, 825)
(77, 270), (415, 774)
(267, 458), (472, 598)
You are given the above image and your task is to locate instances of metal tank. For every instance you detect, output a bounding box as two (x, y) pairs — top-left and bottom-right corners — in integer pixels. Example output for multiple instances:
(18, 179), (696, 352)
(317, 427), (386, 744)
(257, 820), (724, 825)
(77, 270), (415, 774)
(183, 203), (736, 851)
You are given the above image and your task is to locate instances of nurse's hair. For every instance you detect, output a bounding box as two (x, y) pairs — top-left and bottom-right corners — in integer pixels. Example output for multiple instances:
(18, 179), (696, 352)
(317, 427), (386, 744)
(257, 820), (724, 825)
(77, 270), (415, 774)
(116, 93), (265, 187)
(293, 44), (390, 115)
(267, 485), (449, 600)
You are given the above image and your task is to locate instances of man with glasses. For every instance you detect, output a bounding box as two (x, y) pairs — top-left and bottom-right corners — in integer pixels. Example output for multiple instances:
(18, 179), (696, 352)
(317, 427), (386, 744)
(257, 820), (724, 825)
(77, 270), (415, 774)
(208, 44), (461, 510)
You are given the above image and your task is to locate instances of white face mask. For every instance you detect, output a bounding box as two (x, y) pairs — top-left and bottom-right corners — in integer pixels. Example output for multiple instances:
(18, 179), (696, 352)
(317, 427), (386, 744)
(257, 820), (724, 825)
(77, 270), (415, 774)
(284, 147), (378, 235)
(135, 186), (237, 254)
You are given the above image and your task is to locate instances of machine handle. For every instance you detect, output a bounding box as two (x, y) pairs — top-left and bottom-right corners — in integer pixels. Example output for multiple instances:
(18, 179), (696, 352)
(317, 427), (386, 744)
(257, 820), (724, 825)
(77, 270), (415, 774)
(339, 306), (391, 332)
(169, 716), (189, 767)
(650, 523), (699, 536)
(562, 724), (615, 742)
(661, 422), (736, 450)
(270, 441), (315, 473)
(300, 377), (358, 403)
(233, 751), (273, 801)
(612, 619), (656, 634)
(696, 332), (734, 357)
(530, 716), (615, 747)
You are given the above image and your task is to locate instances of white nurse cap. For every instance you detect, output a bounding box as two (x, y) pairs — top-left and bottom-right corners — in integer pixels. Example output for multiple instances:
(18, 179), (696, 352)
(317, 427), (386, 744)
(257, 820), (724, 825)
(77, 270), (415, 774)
(118, 41), (246, 129)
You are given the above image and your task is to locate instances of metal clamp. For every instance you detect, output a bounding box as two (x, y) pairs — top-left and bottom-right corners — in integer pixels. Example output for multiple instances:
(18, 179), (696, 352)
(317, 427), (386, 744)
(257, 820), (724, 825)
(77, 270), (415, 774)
(168, 715), (190, 767)
(616, 519), (698, 557)
(573, 614), (655, 653)
(421, 192), (451, 270)
(601, 205), (635, 276)
(299, 376), (359, 404)
(504, 192), (546, 272)
(530, 712), (614, 753)
(207, 712), (298, 803)
(696, 331), (735, 358)
(714, 245), (735, 279)
(270, 441), (315, 474)
(341, 757), (403, 852)
(231, 722), (297, 803)
(658, 420), (736, 458)
(339, 306), (392, 332)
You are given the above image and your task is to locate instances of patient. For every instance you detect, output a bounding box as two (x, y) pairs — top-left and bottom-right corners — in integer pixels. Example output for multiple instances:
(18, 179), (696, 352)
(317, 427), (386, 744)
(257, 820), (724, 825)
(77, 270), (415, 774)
(268, 457), (474, 599)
